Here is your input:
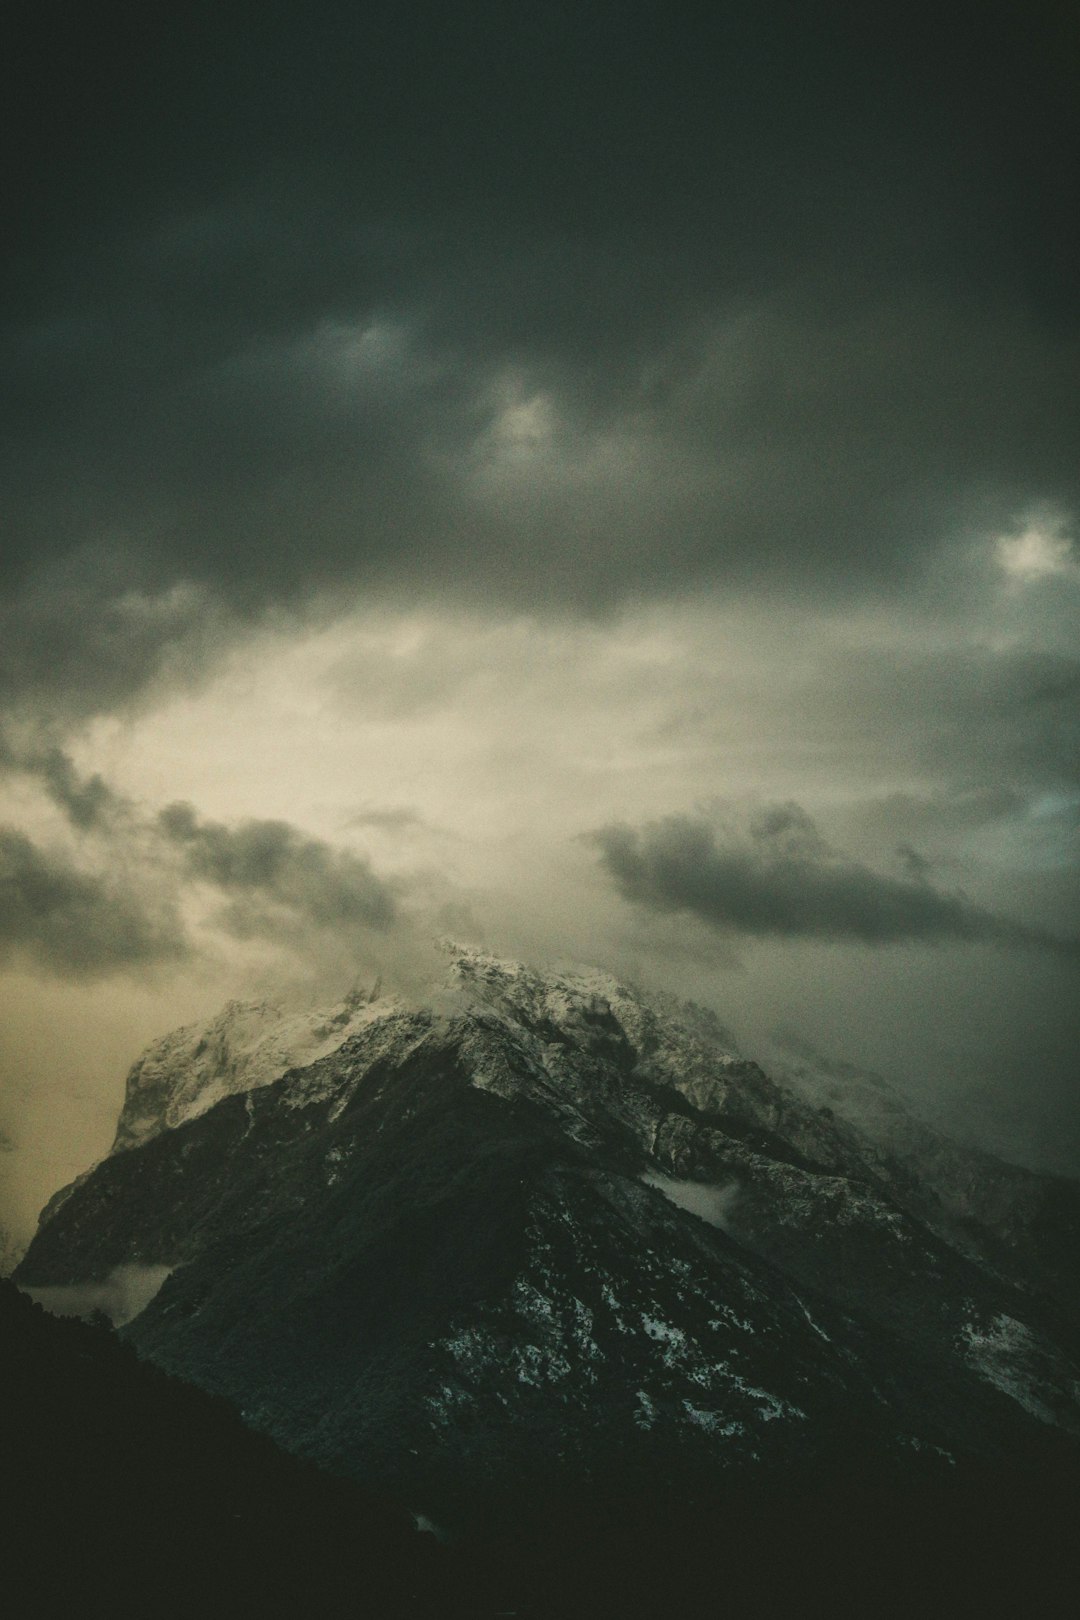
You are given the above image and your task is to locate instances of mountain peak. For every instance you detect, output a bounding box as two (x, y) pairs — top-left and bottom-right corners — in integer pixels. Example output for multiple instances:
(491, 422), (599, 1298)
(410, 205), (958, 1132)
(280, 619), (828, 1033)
(110, 978), (397, 1153)
(109, 946), (744, 1159)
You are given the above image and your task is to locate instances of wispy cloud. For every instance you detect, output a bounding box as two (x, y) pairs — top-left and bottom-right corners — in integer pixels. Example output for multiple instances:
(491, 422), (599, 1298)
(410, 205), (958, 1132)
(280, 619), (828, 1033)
(0, 731), (128, 831)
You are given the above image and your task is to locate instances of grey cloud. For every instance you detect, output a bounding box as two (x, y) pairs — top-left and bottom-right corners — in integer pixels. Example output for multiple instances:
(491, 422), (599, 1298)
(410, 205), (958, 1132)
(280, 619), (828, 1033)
(5, 265), (1076, 623)
(855, 790), (1029, 842)
(919, 651), (1080, 790)
(1, 7), (1076, 716)
(6, 5), (1072, 312)
(158, 802), (397, 940)
(591, 809), (1079, 956)
(0, 732), (128, 832)
(32, 751), (117, 831)
(0, 551), (227, 722)
(0, 762), (404, 977)
(23, 1264), (172, 1327)
(837, 788), (1078, 907)
(0, 826), (187, 979)
(895, 844), (934, 884)
(865, 650), (1080, 794)
(719, 644), (1080, 809)
(747, 803), (829, 861)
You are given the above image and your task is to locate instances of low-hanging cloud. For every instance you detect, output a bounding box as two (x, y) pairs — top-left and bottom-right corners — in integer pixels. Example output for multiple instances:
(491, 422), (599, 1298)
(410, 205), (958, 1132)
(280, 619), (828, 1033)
(158, 802), (397, 940)
(0, 826), (187, 979)
(591, 806), (1080, 957)
(0, 783), (402, 984)
(22, 1263), (173, 1327)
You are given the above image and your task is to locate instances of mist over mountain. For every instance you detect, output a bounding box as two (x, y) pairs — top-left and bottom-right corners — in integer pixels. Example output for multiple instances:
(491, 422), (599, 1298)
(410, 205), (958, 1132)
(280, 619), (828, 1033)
(16, 947), (1080, 1612)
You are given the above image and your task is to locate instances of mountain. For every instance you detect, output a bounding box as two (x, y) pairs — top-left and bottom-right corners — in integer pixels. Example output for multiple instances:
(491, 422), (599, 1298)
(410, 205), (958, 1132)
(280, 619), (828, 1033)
(16, 947), (1080, 1614)
(110, 981), (390, 1155)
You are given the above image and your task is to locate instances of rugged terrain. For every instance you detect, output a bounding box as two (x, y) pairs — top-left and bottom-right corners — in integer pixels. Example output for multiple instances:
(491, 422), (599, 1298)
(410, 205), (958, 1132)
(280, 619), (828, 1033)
(16, 948), (1080, 1612)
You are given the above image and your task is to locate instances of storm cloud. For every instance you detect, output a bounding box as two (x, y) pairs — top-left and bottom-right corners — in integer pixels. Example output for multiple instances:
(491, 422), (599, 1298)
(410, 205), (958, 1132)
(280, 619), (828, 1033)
(2, 5), (1078, 716)
(0, 826), (186, 979)
(592, 807), (1079, 955)
(158, 802), (397, 941)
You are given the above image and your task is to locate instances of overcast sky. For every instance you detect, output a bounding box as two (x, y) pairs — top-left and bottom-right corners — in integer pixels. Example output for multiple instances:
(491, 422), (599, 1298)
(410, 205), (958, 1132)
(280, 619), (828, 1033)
(2, 2), (1078, 1246)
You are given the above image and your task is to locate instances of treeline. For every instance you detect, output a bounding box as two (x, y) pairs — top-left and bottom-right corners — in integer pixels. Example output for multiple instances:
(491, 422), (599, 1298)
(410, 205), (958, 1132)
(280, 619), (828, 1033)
(0, 1280), (474, 1618)
(5, 1276), (1080, 1616)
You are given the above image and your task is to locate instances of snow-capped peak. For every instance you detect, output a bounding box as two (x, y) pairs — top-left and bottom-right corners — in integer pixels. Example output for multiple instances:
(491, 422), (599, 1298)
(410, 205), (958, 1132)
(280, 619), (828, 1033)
(111, 979), (398, 1152)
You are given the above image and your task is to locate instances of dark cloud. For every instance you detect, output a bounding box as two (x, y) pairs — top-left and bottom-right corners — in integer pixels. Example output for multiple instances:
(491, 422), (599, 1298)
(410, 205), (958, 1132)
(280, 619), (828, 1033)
(6, 5), (1073, 295)
(0, 547), (227, 721)
(835, 649), (1080, 797)
(30, 751), (116, 831)
(591, 807), (1080, 956)
(0, 732), (128, 832)
(0, 6), (1076, 715)
(0, 826), (186, 979)
(0, 784), (401, 979)
(895, 844), (934, 884)
(158, 802), (397, 940)
(695, 645), (1080, 814)
(3, 254), (1074, 724)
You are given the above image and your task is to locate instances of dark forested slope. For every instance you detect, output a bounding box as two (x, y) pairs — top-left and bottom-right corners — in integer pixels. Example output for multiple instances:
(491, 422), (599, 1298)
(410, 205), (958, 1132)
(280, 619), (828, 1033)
(0, 1279), (461, 1618)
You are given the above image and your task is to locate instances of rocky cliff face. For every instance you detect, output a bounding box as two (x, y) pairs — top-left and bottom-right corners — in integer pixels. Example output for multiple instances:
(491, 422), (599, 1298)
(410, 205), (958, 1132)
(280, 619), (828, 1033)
(109, 980), (389, 1153)
(18, 949), (1080, 1543)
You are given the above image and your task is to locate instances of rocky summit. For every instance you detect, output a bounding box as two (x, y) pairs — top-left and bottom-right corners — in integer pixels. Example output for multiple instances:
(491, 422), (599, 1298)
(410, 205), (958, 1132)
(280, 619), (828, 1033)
(16, 948), (1080, 1610)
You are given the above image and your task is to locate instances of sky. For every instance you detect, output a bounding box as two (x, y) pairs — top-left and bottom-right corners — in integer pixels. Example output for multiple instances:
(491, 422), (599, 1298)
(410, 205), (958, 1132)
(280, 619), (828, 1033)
(2, 1), (1078, 1248)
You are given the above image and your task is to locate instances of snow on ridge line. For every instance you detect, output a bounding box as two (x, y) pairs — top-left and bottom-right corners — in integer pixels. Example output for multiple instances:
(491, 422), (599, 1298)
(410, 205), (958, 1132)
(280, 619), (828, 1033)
(111, 947), (753, 1155)
(111, 982), (402, 1152)
(107, 946), (936, 1204)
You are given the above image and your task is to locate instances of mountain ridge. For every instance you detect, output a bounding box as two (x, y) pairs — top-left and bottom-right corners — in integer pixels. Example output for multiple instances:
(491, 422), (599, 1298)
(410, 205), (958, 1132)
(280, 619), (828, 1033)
(17, 948), (1080, 1571)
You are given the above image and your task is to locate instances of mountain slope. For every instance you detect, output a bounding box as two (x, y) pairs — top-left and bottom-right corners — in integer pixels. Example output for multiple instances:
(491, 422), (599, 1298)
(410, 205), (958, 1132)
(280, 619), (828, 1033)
(16, 949), (1080, 1603)
(0, 1278), (462, 1618)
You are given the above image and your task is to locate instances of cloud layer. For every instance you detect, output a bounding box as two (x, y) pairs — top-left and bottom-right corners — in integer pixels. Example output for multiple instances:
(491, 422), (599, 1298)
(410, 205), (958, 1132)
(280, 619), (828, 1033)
(2, 6), (1077, 719)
